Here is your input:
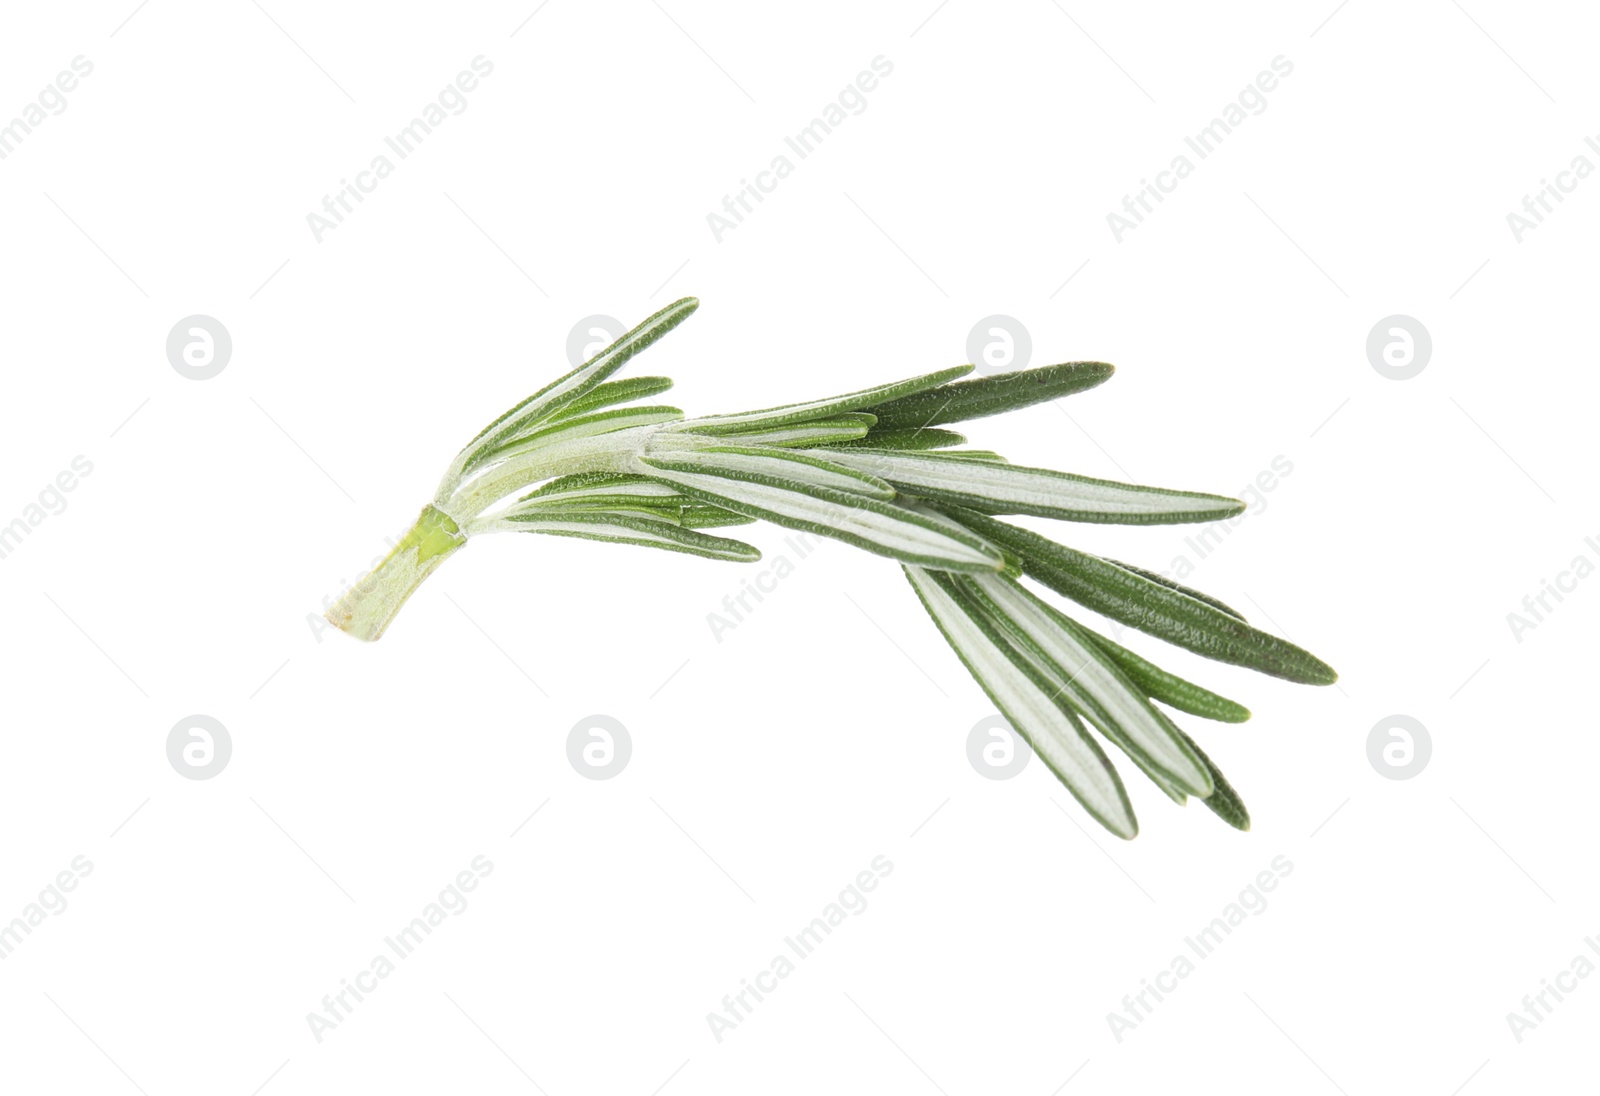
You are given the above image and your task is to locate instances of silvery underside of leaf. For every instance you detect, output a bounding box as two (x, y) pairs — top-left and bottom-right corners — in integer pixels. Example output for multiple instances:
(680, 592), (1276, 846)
(327, 296), (1337, 839)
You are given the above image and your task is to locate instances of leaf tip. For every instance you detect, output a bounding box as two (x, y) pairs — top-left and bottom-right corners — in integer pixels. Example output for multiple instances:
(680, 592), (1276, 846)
(1301, 657), (1339, 685)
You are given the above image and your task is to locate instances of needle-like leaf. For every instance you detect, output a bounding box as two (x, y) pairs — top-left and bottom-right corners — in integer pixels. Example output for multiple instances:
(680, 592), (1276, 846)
(817, 449), (1246, 525)
(518, 472), (684, 508)
(465, 406), (684, 475)
(905, 566), (1138, 839)
(668, 365), (973, 434)
(554, 376), (676, 421)
(460, 297), (698, 462)
(940, 508), (1338, 685)
(1076, 622), (1251, 723)
(637, 459), (1011, 573)
(1100, 557), (1248, 622)
(865, 361), (1115, 429)
(679, 503), (757, 529)
(829, 426), (969, 451)
(958, 573), (1213, 796)
(642, 442), (897, 499)
(477, 510), (760, 562)
(707, 413), (877, 448)
(1175, 723), (1250, 831)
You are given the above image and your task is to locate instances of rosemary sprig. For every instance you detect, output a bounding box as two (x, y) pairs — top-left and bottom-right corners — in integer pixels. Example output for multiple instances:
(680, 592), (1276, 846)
(327, 298), (1336, 838)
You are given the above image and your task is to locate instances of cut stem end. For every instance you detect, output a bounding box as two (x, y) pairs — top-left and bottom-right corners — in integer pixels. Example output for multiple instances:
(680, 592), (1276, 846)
(325, 505), (467, 642)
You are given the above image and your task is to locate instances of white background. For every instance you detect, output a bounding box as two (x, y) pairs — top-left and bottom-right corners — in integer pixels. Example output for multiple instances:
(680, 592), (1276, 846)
(0, 1), (1593, 1092)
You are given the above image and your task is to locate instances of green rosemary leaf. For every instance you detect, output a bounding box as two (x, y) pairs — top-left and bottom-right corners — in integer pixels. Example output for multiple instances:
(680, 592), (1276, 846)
(1075, 622), (1251, 723)
(1060, 700), (1191, 805)
(506, 473), (685, 523)
(932, 451), (1008, 463)
(519, 473), (684, 506)
(552, 376), (676, 421)
(982, 604), (1190, 805)
(516, 504), (683, 524)
(486, 510), (760, 562)
(465, 405), (684, 474)
(667, 365), (973, 435)
(959, 574), (1212, 796)
(833, 445), (1007, 462)
(642, 442), (897, 499)
(904, 566), (1138, 839)
(1174, 723), (1250, 830)
(942, 509), (1338, 685)
(1100, 557), (1248, 622)
(709, 413), (877, 447)
(466, 297), (697, 452)
(829, 426), (968, 451)
(816, 449), (1245, 525)
(678, 503), (757, 529)
(866, 362), (1115, 430)
(894, 499), (1023, 577)
(637, 462), (1009, 572)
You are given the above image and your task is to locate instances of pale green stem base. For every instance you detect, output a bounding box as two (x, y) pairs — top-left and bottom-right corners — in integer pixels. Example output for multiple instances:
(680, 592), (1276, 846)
(325, 505), (467, 642)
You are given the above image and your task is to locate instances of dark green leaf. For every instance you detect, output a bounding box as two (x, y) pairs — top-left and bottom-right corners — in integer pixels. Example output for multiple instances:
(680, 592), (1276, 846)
(828, 426), (969, 451)
(667, 365), (972, 434)
(678, 503), (756, 529)
(1076, 623), (1252, 723)
(935, 508), (1338, 685)
(497, 510), (760, 562)
(554, 376), (676, 420)
(1174, 723), (1250, 830)
(466, 297), (697, 451)
(866, 361), (1114, 430)
(1100, 557), (1247, 622)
